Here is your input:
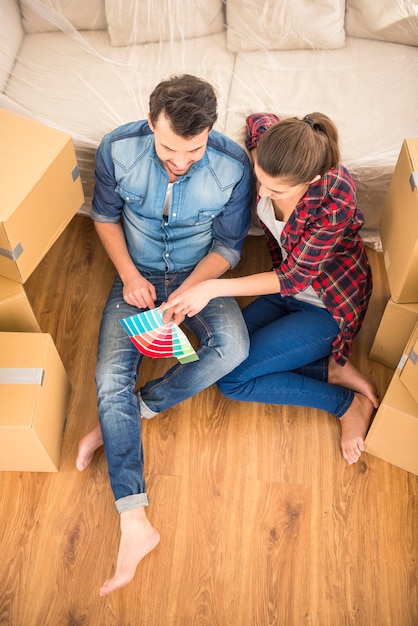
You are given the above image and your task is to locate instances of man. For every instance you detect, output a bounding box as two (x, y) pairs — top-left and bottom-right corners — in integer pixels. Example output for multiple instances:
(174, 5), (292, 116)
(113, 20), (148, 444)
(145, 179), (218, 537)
(76, 74), (253, 596)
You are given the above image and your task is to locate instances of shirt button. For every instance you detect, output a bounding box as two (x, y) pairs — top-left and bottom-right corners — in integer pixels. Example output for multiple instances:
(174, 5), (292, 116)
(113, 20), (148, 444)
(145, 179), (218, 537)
(172, 213), (177, 217)
(165, 253), (170, 258)
(125, 196), (130, 201)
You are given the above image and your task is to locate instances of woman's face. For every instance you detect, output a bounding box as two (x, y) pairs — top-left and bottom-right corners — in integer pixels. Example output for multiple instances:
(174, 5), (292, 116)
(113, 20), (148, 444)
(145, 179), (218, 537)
(254, 161), (318, 203)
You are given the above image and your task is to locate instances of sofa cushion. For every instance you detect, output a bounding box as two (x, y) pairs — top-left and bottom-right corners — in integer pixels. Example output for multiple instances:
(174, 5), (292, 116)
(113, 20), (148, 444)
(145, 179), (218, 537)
(20, 0), (107, 33)
(0, 0), (23, 92)
(226, 0), (345, 52)
(346, 0), (418, 46)
(105, 0), (225, 47)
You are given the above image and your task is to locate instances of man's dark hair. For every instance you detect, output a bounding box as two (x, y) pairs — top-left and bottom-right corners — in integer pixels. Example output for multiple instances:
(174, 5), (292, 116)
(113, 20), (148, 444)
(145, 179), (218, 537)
(149, 74), (218, 137)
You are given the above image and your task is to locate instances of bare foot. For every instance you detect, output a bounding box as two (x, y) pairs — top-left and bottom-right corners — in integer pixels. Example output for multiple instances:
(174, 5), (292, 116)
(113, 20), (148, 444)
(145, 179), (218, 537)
(339, 392), (374, 465)
(99, 507), (160, 596)
(76, 422), (103, 471)
(328, 357), (379, 409)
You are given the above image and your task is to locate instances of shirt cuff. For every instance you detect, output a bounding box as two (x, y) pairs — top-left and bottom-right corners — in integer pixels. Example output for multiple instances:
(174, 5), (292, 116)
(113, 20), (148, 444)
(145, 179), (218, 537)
(90, 208), (121, 223)
(211, 240), (241, 270)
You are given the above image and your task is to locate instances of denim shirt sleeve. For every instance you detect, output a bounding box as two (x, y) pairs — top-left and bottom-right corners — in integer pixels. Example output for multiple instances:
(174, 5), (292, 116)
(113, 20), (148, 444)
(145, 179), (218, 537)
(91, 132), (124, 223)
(209, 150), (253, 269)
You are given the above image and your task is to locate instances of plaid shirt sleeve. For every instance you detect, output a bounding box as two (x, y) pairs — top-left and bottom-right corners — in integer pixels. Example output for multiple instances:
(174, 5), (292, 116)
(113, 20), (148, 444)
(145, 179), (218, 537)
(245, 113), (280, 151)
(277, 177), (357, 294)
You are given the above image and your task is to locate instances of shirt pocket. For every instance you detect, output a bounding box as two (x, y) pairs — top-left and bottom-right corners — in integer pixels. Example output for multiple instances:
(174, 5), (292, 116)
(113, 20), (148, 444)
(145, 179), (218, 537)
(195, 208), (222, 225)
(116, 184), (144, 212)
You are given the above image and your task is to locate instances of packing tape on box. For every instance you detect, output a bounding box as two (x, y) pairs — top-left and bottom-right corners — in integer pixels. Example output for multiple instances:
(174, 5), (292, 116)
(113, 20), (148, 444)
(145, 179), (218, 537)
(410, 171), (418, 192)
(0, 368), (44, 385)
(397, 354), (408, 370)
(71, 165), (80, 182)
(0, 242), (23, 261)
(409, 348), (417, 366)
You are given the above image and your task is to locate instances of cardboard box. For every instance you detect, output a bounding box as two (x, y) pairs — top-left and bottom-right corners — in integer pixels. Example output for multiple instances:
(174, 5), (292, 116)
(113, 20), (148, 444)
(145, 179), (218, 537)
(0, 332), (70, 472)
(0, 109), (84, 283)
(379, 138), (418, 303)
(399, 328), (418, 404)
(365, 324), (418, 475)
(365, 375), (418, 475)
(369, 298), (418, 369)
(0, 275), (41, 333)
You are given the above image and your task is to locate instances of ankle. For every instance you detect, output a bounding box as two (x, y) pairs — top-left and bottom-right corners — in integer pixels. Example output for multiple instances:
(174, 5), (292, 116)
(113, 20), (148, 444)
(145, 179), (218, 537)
(120, 506), (148, 528)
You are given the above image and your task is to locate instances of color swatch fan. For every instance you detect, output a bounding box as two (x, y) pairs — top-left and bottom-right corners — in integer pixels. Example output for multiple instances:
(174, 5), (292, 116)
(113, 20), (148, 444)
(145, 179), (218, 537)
(120, 308), (199, 364)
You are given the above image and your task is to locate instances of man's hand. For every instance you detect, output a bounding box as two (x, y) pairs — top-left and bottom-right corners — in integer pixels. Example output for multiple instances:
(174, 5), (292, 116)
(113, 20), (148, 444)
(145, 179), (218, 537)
(94, 222), (157, 310)
(122, 273), (157, 309)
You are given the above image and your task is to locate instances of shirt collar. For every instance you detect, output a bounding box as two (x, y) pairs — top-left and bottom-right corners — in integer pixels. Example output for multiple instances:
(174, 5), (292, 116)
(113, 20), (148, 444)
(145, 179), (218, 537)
(299, 173), (331, 210)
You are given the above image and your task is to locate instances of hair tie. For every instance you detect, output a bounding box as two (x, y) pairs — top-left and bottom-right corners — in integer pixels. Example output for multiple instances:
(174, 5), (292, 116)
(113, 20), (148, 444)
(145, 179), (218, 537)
(303, 116), (316, 129)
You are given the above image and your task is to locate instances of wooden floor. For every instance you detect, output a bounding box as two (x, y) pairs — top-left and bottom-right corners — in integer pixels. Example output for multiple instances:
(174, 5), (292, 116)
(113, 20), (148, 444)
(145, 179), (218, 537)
(0, 215), (417, 626)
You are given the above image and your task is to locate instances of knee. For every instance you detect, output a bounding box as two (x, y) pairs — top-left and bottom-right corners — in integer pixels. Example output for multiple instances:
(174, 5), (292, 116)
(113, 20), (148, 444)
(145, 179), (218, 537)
(219, 332), (250, 369)
(217, 376), (244, 400)
(95, 363), (135, 399)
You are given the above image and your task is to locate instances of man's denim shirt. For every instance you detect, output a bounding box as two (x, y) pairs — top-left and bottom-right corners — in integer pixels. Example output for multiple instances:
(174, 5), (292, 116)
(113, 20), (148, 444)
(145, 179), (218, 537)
(91, 120), (253, 273)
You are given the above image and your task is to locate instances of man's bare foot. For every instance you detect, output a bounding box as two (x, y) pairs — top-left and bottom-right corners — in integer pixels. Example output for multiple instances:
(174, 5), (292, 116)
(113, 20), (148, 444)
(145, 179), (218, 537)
(328, 357), (380, 409)
(340, 392), (374, 465)
(76, 422), (103, 471)
(99, 507), (160, 596)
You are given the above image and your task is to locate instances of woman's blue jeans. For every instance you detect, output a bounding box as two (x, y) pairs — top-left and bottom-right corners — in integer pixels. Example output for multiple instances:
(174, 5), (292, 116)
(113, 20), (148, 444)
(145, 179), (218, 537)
(217, 293), (354, 418)
(95, 273), (249, 512)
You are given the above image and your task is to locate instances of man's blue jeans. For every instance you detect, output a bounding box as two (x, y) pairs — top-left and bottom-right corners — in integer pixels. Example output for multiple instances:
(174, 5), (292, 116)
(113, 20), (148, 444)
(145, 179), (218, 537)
(217, 293), (354, 418)
(95, 272), (249, 513)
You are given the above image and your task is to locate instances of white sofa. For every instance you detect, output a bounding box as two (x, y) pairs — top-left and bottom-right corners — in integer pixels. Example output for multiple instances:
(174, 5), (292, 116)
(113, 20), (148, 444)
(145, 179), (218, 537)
(1, 0), (418, 249)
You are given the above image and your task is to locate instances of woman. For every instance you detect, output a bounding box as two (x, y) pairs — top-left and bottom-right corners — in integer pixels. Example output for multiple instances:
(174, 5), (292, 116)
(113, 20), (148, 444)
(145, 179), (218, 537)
(162, 112), (379, 465)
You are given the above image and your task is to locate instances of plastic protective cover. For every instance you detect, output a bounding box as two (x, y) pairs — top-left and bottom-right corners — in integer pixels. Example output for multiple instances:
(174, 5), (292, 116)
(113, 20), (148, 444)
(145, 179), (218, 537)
(1, 0), (418, 249)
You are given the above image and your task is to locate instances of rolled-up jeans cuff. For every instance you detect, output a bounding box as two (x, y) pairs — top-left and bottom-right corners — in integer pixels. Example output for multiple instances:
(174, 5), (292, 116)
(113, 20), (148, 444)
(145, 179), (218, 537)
(115, 493), (149, 513)
(138, 393), (158, 419)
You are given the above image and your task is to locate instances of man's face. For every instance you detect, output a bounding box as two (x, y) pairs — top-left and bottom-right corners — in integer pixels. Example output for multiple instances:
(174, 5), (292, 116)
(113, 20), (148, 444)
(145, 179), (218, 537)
(148, 112), (210, 178)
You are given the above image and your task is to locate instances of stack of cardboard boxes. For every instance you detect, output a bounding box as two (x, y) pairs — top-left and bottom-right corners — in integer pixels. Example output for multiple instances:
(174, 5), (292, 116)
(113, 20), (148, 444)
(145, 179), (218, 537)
(366, 139), (418, 475)
(0, 110), (84, 471)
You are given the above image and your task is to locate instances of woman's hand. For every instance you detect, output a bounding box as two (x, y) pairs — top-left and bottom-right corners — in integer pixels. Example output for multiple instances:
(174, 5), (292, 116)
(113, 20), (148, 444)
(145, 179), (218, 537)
(160, 281), (216, 323)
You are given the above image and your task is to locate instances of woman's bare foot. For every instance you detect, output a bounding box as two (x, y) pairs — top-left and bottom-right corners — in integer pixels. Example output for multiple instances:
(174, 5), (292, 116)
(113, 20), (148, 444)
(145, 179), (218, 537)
(76, 422), (103, 471)
(328, 357), (380, 409)
(99, 507), (160, 596)
(339, 392), (374, 465)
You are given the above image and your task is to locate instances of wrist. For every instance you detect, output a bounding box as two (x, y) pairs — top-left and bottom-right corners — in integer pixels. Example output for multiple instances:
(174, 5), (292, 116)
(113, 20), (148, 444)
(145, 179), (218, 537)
(119, 263), (141, 284)
(208, 278), (223, 298)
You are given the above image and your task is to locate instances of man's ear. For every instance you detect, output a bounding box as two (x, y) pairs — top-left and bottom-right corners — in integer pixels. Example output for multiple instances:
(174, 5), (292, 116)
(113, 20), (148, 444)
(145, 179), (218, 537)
(147, 113), (154, 132)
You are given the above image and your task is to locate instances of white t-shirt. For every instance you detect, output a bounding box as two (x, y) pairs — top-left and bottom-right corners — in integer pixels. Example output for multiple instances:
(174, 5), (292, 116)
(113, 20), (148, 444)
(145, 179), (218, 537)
(163, 182), (173, 217)
(257, 196), (325, 309)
